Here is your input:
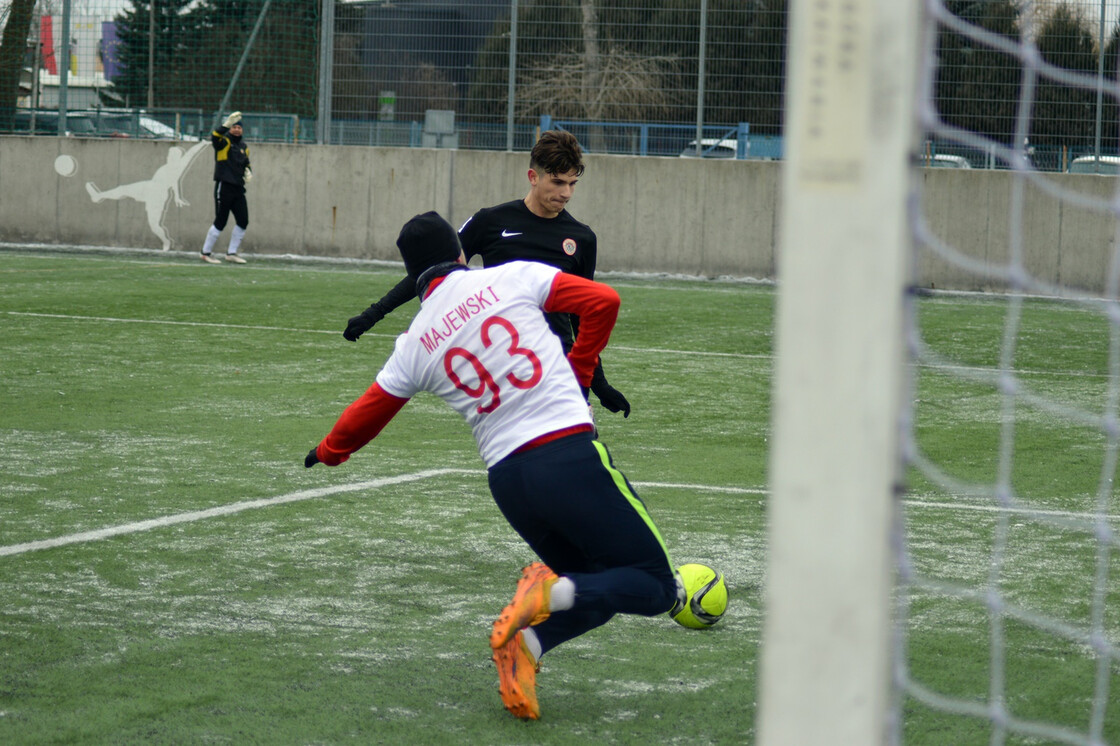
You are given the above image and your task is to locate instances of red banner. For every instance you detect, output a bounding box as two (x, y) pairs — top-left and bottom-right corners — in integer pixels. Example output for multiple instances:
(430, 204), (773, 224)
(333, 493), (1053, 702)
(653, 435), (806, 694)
(40, 15), (57, 75)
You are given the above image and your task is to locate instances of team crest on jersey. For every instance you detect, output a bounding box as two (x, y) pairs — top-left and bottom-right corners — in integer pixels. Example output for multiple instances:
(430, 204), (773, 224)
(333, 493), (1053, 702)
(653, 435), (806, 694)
(562, 238), (577, 256)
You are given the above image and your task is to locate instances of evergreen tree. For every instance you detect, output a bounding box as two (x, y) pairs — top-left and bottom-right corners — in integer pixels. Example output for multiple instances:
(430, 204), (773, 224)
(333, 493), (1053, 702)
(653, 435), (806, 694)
(110, 0), (195, 109)
(1101, 24), (1120, 153)
(935, 0), (1023, 146)
(646, 0), (786, 132)
(331, 2), (374, 120)
(109, 0), (318, 117)
(0, 0), (37, 127)
(1031, 3), (1098, 151)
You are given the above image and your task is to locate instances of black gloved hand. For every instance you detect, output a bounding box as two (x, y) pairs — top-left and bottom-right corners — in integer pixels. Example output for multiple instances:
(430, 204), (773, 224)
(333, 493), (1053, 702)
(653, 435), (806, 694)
(304, 447), (320, 468)
(343, 305), (385, 342)
(590, 366), (630, 418)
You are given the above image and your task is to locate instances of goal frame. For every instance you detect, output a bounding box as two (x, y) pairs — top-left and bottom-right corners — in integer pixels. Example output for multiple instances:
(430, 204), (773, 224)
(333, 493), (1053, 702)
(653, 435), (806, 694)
(756, 1), (924, 743)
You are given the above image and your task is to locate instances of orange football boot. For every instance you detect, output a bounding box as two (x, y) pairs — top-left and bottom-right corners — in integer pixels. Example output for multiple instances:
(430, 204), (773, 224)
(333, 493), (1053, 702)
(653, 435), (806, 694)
(490, 562), (559, 650)
(492, 630), (541, 719)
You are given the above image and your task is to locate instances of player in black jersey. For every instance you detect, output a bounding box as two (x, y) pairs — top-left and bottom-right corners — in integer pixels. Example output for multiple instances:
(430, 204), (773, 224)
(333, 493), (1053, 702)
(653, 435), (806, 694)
(200, 111), (252, 264)
(341, 130), (631, 418)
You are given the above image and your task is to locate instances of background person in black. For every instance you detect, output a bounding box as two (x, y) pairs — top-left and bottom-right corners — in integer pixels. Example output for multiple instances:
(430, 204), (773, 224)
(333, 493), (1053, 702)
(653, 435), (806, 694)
(342, 130), (630, 418)
(200, 111), (252, 264)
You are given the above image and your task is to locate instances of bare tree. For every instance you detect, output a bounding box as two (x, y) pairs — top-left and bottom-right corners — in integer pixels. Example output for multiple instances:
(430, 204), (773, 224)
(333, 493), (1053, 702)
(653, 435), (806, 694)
(516, 46), (681, 122)
(579, 0), (607, 150)
(514, 0), (683, 150)
(580, 3), (600, 109)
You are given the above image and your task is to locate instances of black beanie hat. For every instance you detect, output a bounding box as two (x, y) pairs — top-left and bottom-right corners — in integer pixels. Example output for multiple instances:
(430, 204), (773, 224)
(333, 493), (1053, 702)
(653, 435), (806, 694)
(396, 211), (462, 278)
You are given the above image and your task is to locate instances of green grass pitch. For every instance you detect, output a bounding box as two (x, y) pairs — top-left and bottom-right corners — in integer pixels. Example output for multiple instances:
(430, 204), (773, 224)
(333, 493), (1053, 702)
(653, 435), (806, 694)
(0, 248), (760, 745)
(2, 247), (1118, 743)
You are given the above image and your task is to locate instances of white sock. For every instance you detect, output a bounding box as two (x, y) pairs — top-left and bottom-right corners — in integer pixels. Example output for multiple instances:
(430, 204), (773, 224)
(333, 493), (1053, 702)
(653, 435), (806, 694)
(521, 626), (542, 662)
(228, 225), (246, 255)
(201, 225), (220, 254)
(549, 577), (575, 612)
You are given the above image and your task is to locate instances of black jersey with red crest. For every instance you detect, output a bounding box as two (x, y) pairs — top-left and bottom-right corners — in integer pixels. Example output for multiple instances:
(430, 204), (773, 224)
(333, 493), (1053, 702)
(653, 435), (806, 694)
(459, 199), (597, 281)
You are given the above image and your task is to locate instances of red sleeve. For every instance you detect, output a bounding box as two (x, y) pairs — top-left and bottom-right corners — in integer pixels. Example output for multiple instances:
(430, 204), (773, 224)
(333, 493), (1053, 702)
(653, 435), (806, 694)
(543, 273), (620, 387)
(316, 382), (410, 466)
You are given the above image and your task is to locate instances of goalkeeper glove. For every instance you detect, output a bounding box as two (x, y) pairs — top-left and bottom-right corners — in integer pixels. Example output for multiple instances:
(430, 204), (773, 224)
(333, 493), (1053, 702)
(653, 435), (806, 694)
(304, 447), (320, 468)
(222, 111), (242, 128)
(343, 305), (386, 342)
(243, 167), (252, 185)
(590, 366), (631, 417)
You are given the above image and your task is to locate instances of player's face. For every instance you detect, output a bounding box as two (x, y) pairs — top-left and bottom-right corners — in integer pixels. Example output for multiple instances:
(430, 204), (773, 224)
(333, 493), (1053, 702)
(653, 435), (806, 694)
(527, 168), (579, 218)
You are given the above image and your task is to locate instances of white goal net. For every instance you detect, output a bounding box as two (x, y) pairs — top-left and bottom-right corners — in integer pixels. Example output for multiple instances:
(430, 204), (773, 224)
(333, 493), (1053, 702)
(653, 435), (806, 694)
(762, 1), (1120, 743)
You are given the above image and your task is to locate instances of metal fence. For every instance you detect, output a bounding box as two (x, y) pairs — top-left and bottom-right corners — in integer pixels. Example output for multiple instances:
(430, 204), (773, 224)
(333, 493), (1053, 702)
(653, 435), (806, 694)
(327, 0), (782, 154)
(2, 0), (781, 156)
(4, 0), (1120, 167)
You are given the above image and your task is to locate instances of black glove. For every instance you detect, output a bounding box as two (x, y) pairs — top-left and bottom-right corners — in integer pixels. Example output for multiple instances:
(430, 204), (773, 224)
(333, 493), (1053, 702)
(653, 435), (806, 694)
(590, 366), (630, 417)
(343, 305), (386, 342)
(304, 447), (320, 468)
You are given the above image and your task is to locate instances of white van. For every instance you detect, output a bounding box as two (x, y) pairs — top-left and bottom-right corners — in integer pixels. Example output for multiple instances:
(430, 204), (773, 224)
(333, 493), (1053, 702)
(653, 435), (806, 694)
(924, 154), (971, 169)
(680, 139), (740, 159)
(1068, 155), (1120, 175)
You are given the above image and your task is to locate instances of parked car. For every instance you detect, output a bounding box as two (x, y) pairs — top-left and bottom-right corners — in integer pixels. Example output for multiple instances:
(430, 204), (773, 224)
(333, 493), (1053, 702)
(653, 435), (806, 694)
(0, 110), (98, 137)
(65, 111), (200, 141)
(923, 154), (971, 169)
(73, 113), (131, 138)
(135, 116), (200, 141)
(70, 112), (148, 139)
(680, 138), (741, 159)
(1067, 155), (1120, 175)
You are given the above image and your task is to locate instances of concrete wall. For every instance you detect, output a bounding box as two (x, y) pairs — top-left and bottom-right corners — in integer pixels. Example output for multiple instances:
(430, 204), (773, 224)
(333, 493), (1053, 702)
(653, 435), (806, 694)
(916, 168), (1117, 294)
(1, 135), (1116, 294)
(0, 136), (770, 279)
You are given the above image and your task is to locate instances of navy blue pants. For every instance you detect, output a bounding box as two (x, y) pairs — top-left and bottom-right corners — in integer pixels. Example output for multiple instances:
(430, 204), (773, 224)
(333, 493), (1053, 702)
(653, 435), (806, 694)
(487, 432), (677, 657)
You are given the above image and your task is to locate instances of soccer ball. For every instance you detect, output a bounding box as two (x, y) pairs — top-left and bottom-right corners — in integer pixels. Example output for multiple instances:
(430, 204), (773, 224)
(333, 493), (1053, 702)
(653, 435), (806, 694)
(669, 563), (728, 629)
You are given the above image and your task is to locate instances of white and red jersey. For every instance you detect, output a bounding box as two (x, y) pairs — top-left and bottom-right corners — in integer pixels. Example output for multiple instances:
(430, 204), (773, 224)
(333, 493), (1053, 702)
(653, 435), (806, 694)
(316, 261), (620, 467)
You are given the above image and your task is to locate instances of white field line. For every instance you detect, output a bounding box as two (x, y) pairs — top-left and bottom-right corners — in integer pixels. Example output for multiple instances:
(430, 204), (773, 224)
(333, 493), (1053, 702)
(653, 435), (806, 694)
(2, 310), (765, 359)
(0, 471), (749, 558)
(3, 310), (342, 336)
(0, 244), (771, 287)
(649, 490), (1120, 526)
(613, 345), (767, 359)
(632, 482), (761, 494)
(4, 469), (1112, 559)
(7, 312), (1100, 367)
(903, 498), (1120, 522)
(0, 469), (477, 558)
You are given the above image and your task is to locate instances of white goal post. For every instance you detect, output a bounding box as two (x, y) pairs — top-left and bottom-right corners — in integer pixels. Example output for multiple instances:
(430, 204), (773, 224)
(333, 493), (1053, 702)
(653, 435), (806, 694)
(757, 1), (923, 744)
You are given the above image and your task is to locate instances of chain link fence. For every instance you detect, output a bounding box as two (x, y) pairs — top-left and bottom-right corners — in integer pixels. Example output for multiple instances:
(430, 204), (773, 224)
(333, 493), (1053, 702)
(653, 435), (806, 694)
(929, 0), (1120, 172)
(327, 0), (782, 156)
(3, 0), (1120, 167)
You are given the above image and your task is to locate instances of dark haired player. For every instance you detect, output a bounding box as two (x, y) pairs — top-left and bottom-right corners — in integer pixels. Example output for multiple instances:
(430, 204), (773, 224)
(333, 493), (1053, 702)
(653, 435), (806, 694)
(341, 130), (631, 420)
(305, 212), (676, 720)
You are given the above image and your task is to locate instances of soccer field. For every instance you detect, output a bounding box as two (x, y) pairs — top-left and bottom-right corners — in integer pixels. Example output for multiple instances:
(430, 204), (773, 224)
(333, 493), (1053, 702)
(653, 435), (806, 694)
(900, 292), (1120, 744)
(0, 247), (761, 744)
(3, 247), (1119, 744)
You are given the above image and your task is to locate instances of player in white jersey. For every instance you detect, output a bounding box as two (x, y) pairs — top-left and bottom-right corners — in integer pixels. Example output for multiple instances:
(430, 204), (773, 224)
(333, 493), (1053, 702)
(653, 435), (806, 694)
(304, 212), (677, 720)
(376, 258), (595, 466)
